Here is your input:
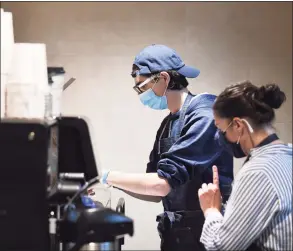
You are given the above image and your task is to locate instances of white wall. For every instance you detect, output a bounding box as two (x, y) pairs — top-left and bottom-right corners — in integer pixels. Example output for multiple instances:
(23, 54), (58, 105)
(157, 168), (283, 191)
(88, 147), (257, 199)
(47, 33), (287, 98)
(1, 2), (292, 250)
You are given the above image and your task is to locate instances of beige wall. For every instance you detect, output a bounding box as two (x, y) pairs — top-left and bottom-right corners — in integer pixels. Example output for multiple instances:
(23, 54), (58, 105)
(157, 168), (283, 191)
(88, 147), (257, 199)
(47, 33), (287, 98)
(1, 2), (292, 250)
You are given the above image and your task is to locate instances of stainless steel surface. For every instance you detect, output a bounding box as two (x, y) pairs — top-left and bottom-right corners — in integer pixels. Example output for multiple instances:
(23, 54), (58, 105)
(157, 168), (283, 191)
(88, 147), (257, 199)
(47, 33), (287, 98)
(59, 172), (85, 180)
(80, 242), (118, 251)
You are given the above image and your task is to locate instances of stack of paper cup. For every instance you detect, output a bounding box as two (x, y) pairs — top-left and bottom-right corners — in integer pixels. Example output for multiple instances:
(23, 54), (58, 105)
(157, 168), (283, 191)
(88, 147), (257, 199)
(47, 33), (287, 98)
(1, 74), (8, 117)
(6, 43), (49, 119)
(1, 8), (15, 118)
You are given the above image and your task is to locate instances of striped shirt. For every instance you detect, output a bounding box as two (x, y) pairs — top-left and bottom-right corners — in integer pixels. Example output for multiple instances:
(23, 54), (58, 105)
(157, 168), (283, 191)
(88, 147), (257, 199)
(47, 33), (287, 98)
(200, 143), (292, 250)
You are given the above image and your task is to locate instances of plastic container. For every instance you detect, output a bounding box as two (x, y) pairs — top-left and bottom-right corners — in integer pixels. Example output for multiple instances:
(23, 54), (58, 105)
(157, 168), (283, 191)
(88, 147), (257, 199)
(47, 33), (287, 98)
(6, 43), (48, 119)
(5, 83), (44, 118)
(46, 67), (66, 118)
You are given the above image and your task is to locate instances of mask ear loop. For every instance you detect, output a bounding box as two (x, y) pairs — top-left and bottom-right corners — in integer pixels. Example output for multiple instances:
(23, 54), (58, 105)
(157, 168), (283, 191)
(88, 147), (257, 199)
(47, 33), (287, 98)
(234, 118), (241, 144)
(151, 75), (160, 90)
(162, 84), (168, 96)
(151, 74), (168, 97)
(242, 119), (255, 147)
(233, 119), (254, 145)
(242, 119), (254, 133)
(161, 74), (170, 96)
(236, 135), (241, 144)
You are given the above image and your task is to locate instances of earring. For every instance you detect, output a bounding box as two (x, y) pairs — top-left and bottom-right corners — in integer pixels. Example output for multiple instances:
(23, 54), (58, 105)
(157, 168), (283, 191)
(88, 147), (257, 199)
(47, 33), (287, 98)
(236, 135), (241, 144)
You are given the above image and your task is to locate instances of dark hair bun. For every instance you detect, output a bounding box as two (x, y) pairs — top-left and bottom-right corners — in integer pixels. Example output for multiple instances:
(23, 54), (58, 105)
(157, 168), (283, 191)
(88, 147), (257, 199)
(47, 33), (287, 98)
(257, 84), (286, 109)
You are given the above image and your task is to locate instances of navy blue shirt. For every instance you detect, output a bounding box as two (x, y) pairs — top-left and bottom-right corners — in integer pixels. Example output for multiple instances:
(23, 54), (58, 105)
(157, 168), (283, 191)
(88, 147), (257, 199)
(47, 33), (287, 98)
(146, 93), (233, 201)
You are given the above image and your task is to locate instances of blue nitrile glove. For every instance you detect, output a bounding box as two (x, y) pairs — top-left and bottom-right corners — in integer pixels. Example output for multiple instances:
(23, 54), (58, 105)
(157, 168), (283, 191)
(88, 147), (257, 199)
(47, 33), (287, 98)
(100, 170), (111, 186)
(81, 195), (98, 208)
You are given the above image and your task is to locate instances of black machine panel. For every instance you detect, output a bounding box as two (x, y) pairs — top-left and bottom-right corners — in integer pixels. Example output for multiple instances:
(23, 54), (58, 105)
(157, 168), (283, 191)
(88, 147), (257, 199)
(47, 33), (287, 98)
(57, 117), (98, 181)
(0, 120), (51, 251)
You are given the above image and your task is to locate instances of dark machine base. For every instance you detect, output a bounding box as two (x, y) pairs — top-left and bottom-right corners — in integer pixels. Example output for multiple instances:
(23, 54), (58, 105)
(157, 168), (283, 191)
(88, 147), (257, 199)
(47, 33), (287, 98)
(0, 117), (134, 251)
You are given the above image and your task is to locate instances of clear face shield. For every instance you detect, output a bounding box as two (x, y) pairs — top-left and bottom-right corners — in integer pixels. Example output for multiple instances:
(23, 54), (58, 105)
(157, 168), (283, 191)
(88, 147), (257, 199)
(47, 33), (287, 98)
(132, 70), (159, 95)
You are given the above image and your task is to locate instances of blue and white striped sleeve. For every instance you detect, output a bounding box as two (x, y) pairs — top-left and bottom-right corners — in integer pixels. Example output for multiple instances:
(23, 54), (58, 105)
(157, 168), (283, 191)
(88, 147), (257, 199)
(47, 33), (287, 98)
(200, 170), (279, 250)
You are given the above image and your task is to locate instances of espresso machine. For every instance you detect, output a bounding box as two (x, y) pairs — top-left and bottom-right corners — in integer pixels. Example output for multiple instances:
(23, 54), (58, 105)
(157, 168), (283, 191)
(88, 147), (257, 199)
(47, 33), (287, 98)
(1, 8), (133, 249)
(0, 116), (134, 251)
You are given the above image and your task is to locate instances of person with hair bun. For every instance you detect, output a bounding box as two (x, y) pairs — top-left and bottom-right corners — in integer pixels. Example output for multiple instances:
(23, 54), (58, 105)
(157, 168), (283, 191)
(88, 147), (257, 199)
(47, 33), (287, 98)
(197, 81), (292, 251)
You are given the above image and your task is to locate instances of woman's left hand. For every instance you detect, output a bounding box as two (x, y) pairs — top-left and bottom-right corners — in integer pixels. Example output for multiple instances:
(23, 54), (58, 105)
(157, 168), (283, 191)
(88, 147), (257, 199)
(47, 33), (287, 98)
(198, 165), (222, 216)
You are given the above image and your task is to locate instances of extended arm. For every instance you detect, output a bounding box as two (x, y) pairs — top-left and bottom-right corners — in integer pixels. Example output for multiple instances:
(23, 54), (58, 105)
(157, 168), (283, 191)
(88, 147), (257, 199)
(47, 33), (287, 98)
(107, 171), (171, 196)
(117, 188), (162, 203)
(105, 98), (226, 197)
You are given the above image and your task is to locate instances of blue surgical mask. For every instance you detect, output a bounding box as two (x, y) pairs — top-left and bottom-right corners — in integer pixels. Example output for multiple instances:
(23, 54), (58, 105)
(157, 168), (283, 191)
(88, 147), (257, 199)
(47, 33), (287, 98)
(139, 87), (168, 110)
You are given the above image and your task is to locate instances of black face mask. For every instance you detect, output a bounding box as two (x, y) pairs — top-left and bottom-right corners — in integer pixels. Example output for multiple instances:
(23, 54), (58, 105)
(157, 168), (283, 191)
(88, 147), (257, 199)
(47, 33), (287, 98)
(217, 130), (246, 158)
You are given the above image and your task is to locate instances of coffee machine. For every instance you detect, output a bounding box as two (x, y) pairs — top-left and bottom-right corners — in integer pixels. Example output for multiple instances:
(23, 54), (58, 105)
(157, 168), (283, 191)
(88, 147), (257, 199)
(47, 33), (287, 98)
(0, 116), (134, 251)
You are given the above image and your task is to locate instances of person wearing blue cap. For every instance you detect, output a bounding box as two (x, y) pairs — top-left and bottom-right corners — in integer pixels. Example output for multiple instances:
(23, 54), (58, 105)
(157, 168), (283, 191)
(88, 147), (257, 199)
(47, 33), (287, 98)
(100, 44), (234, 251)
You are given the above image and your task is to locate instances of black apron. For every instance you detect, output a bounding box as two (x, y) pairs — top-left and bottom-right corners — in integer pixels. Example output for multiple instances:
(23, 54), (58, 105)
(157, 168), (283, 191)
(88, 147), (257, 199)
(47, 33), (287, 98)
(156, 93), (206, 251)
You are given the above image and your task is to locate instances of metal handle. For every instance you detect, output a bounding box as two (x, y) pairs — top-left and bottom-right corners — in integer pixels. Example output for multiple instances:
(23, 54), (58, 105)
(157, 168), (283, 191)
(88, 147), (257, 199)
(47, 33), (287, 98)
(59, 173), (85, 181)
(116, 198), (125, 214)
(116, 198), (125, 251)
(63, 78), (76, 91)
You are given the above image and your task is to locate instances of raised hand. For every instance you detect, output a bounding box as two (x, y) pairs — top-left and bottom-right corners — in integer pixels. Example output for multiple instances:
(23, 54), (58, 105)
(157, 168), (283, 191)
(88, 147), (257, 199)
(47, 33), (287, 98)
(198, 166), (222, 216)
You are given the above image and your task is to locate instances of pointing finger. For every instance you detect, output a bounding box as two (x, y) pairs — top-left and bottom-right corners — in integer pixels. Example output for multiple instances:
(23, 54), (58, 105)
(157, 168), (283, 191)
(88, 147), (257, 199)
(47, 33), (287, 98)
(213, 165), (219, 187)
